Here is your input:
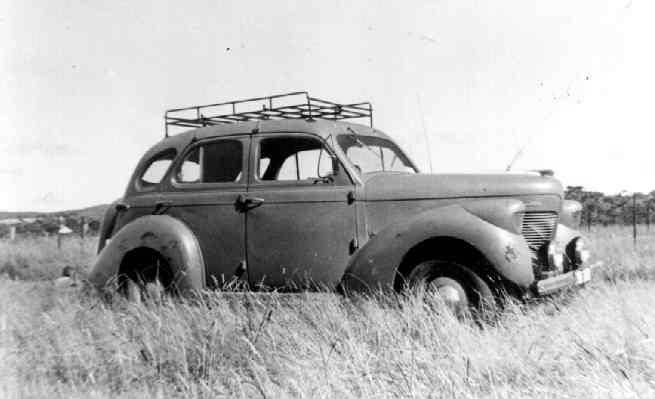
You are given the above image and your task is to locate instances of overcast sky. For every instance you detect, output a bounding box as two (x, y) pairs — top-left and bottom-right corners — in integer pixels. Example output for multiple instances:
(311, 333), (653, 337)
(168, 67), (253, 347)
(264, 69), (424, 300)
(1, 0), (652, 211)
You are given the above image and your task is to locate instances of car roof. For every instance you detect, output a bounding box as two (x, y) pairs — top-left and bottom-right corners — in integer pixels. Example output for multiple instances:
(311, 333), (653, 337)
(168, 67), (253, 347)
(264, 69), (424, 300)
(142, 119), (393, 159)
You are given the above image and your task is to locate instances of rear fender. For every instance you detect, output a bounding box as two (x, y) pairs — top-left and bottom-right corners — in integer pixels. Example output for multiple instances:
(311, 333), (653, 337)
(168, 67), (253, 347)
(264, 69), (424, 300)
(88, 215), (205, 292)
(340, 203), (533, 293)
(97, 199), (120, 254)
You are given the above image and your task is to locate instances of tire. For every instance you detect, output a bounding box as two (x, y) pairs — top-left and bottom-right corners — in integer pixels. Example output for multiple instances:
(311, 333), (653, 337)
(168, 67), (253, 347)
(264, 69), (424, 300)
(407, 260), (495, 316)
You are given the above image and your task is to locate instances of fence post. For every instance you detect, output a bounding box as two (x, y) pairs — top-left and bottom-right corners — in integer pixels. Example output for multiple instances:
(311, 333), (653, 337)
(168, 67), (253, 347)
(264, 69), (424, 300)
(587, 210), (592, 231)
(80, 216), (86, 240)
(647, 204), (651, 231)
(633, 193), (637, 246)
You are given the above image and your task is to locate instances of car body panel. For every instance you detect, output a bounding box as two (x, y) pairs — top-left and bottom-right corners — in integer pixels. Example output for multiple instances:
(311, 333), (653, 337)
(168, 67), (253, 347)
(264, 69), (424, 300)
(362, 172), (563, 201)
(559, 200), (583, 228)
(162, 190), (247, 288)
(110, 193), (162, 241)
(245, 184), (356, 289)
(364, 194), (561, 238)
(554, 224), (581, 249)
(340, 202), (534, 293)
(89, 215), (205, 291)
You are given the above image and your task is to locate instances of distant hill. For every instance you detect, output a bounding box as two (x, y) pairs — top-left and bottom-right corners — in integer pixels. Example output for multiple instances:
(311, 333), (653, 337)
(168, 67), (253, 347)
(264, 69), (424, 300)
(0, 204), (109, 221)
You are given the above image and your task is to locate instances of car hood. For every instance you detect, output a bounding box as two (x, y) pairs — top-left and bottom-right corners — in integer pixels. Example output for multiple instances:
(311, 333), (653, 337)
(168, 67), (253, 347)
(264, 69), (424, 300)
(362, 172), (563, 201)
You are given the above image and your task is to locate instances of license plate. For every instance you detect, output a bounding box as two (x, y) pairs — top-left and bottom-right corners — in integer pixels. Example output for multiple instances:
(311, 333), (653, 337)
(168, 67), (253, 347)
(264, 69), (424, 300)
(574, 268), (591, 285)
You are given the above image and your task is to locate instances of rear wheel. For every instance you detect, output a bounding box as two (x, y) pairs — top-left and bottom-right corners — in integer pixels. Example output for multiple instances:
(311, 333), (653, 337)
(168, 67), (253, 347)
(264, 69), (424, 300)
(124, 278), (166, 304)
(407, 260), (495, 316)
(118, 248), (175, 303)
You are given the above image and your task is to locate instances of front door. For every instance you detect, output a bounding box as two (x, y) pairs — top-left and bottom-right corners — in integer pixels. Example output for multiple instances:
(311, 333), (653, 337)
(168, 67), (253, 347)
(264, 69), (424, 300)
(245, 133), (357, 290)
(163, 135), (250, 288)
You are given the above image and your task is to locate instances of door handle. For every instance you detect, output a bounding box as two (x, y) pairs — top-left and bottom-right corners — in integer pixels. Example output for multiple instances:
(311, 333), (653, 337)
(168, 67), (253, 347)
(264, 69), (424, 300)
(235, 194), (265, 212)
(115, 202), (130, 212)
(153, 201), (172, 215)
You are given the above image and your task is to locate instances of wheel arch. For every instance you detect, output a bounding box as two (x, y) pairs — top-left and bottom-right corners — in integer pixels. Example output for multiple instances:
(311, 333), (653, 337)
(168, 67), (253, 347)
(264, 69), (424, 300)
(88, 214), (206, 293)
(339, 203), (534, 294)
(117, 246), (176, 290)
(393, 236), (500, 292)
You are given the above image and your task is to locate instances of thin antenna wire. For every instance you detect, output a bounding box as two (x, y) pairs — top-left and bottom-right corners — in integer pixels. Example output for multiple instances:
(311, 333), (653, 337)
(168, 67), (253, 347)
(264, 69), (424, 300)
(505, 147), (525, 171)
(416, 93), (434, 174)
(505, 106), (554, 171)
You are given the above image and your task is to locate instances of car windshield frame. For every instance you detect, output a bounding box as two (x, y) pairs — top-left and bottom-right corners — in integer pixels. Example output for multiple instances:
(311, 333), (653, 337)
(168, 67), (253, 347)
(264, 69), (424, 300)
(336, 133), (418, 175)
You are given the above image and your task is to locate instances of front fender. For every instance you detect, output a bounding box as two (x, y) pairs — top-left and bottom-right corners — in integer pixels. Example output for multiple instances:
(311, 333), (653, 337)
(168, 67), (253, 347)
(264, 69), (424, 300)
(554, 223), (584, 268)
(88, 215), (205, 292)
(554, 223), (581, 248)
(340, 203), (533, 293)
(560, 200), (582, 229)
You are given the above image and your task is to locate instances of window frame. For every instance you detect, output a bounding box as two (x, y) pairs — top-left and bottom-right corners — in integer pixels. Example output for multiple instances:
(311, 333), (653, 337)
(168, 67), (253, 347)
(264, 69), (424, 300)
(250, 132), (352, 187)
(134, 148), (177, 193)
(169, 135), (249, 191)
(336, 134), (419, 175)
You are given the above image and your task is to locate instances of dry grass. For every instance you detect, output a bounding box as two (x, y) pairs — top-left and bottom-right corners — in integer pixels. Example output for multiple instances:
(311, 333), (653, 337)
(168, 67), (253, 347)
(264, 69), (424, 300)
(587, 225), (655, 282)
(0, 236), (95, 281)
(1, 226), (655, 398)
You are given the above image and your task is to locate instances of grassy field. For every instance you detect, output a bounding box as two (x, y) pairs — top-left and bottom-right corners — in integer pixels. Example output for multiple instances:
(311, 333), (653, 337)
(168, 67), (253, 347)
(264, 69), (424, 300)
(1, 227), (655, 398)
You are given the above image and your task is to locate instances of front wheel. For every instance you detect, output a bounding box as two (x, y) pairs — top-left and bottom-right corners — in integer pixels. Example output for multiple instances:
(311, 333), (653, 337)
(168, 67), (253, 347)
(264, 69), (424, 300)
(406, 260), (495, 316)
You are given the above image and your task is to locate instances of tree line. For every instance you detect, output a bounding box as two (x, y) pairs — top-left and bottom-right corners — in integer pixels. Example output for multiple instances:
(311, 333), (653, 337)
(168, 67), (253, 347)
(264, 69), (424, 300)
(565, 186), (655, 227)
(0, 215), (101, 239)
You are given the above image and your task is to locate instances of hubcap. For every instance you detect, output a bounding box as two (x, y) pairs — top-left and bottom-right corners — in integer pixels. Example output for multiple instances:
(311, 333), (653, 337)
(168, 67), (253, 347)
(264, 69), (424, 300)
(430, 276), (469, 311)
(436, 284), (462, 304)
(126, 279), (142, 304)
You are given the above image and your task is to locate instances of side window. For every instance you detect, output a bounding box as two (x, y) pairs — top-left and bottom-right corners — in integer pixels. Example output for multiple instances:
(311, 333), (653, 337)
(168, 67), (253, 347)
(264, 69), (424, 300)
(176, 139), (243, 184)
(138, 149), (176, 189)
(258, 136), (335, 182)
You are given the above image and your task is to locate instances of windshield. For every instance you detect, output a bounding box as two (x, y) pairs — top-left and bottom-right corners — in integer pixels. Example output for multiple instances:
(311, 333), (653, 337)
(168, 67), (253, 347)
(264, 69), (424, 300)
(336, 134), (417, 174)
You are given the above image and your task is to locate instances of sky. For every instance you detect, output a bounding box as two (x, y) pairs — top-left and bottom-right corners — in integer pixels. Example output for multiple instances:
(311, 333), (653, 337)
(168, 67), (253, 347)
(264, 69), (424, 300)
(1, 0), (653, 211)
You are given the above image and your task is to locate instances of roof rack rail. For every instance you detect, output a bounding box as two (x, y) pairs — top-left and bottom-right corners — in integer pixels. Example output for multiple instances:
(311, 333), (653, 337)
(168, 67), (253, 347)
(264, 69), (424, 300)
(164, 91), (373, 137)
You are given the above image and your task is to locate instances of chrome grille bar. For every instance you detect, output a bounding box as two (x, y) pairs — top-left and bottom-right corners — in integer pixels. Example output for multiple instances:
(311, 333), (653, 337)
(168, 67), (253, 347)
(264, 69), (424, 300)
(521, 211), (558, 252)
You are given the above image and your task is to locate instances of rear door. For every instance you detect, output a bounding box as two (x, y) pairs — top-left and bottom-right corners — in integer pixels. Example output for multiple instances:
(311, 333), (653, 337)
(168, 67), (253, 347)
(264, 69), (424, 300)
(163, 135), (250, 288)
(245, 133), (357, 290)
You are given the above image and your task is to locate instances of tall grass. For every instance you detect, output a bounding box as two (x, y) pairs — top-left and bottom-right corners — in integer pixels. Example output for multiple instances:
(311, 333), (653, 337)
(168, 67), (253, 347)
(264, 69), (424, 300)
(1, 227), (655, 398)
(0, 236), (95, 281)
(586, 225), (655, 281)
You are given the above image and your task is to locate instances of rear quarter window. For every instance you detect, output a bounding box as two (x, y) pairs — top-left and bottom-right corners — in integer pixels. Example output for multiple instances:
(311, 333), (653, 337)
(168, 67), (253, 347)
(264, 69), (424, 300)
(136, 149), (177, 191)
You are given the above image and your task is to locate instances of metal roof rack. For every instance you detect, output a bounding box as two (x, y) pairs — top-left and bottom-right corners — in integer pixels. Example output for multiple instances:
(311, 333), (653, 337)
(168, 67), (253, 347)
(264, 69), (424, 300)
(164, 91), (373, 137)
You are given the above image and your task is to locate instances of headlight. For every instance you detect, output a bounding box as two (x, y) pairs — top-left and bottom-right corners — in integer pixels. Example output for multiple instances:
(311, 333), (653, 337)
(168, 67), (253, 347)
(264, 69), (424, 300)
(546, 242), (564, 273)
(566, 237), (590, 268)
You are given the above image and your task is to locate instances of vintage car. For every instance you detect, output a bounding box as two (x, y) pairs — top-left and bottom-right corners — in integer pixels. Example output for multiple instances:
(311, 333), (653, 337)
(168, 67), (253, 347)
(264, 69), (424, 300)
(89, 92), (595, 310)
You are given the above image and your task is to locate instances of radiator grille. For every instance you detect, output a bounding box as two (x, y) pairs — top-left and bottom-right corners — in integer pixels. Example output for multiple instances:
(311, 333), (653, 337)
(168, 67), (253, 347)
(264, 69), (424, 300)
(521, 211), (558, 252)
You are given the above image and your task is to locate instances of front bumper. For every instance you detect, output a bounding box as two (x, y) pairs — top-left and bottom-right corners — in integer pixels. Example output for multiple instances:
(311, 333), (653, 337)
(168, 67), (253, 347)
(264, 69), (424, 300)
(533, 261), (601, 296)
